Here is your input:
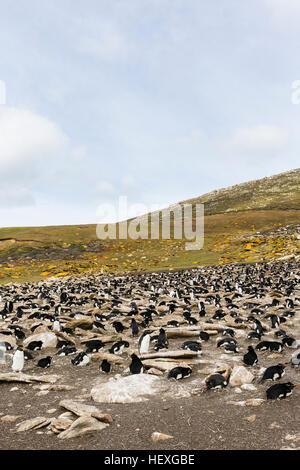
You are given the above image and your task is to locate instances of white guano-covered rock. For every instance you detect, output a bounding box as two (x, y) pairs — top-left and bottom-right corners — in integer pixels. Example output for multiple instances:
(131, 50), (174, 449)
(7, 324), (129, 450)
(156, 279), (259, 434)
(229, 366), (254, 387)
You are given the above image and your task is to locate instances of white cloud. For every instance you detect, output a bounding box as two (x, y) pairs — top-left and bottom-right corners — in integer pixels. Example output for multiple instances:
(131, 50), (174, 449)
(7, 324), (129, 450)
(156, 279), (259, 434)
(228, 125), (288, 151)
(0, 107), (68, 175)
(0, 106), (87, 207)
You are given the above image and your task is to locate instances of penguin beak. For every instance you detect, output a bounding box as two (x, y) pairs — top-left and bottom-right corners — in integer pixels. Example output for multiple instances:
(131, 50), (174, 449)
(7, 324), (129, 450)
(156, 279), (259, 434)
(293, 383), (298, 387)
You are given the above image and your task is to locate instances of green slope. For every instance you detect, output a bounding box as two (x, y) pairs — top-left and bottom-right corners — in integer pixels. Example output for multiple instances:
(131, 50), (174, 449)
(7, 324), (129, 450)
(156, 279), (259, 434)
(0, 169), (299, 284)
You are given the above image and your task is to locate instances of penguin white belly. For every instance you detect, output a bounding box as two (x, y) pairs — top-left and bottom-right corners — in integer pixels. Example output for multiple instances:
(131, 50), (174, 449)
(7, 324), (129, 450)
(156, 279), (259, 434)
(12, 351), (24, 372)
(139, 336), (150, 354)
(79, 356), (90, 366)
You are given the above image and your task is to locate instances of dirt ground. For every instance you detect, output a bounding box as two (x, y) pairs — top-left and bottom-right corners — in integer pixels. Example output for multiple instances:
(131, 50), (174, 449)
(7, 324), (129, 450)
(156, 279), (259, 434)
(0, 354), (299, 451)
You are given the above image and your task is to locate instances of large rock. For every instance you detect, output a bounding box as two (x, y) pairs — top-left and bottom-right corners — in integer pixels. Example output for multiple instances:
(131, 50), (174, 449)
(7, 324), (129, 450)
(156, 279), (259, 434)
(16, 417), (51, 432)
(91, 374), (170, 404)
(229, 366), (254, 387)
(23, 332), (57, 349)
(59, 399), (113, 423)
(58, 416), (108, 439)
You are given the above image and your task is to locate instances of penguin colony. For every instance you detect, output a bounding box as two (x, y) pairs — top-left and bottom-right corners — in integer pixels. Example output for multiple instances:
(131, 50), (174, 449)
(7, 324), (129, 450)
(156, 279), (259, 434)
(0, 261), (299, 402)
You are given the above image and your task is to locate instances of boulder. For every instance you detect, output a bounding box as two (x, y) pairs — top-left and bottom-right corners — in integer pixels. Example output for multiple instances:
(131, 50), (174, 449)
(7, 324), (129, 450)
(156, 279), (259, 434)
(91, 374), (170, 404)
(58, 416), (108, 439)
(23, 332), (57, 349)
(229, 366), (254, 387)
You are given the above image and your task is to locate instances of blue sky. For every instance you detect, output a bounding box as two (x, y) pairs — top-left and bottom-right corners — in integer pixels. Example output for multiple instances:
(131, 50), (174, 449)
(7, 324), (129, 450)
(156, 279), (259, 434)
(0, 0), (299, 227)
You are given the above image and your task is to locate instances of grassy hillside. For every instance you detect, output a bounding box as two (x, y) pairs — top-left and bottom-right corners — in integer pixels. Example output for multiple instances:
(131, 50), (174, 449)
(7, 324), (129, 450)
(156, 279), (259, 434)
(0, 169), (299, 284)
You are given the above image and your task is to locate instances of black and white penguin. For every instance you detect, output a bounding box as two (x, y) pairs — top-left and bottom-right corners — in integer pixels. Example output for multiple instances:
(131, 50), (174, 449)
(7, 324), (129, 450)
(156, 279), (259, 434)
(84, 340), (104, 353)
(71, 351), (90, 366)
(56, 346), (77, 356)
(168, 366), (192, 380)
(37, 356), (52, 368)
(130, 318), (139, 337)
(224, 342), (239, 353)
(199, 331), (210, 341)
(243, 346), (258, 366)
(181, 341), (202, 353)
(205, 373), (228, 390)
(260, 363), (287, 382)
(12, 346), (24, 372)
(100, 359), (111, 373)
(247, 331), (262, 341)
(282, 336), (298, 349)
(256, 341), (283, 353)
(109, 340), (129, 354)
(266, 382), (297, 400)
(27, 340), (43, 351)
(265, 314), (280, 329)
(56, 340), (71, 349)
(138, 330), (151, 355)
(222, 328), (235, 338)
(24, 350), (34, 361)
(129, 353), (144, 374)
(167, 320), (180, 328)
(14, 329), (26, 340)
(112, 321), (125, 334)
(154, 328), (168, 351)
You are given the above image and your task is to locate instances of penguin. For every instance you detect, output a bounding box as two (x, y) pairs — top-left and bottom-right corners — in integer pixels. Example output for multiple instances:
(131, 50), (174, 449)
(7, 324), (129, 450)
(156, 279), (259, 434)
(167, 320), (180, 328)
(222, 328), (235, 338)
(84, 340), (104, 353)
(37, 356), (52, 368)
(14, 329), (26, 340)
(109, 340), (129, 355)
(275, 329), (286, 338)
(282, 336), (298, 349)
(247, 331), (262, 341)
(138, 330), (151, 355)
(24, 350), (34, 361)
(217, 338), (237, 348)
(100, 359), (111, 373)
(198, 301), (206, 317)
(266, 382), (297, 400)
(56, 346), (77, 356)
(199, 331), (210, 341)
(155, 328), (168, 349)
(71, 351), (90, 366)
(130, 319), (139, 337)
(112, 321), (125, 334)
(265, 314), (280, 329)
(224, 342), (239, 353)
(205, 373), (228, 390)
(180, 341), (202, 353)
(256, 341), (283, 353)
(2, 341), (13, 351)
(129, 353), (144, 374)
(243, 346), (258, 366)
(260, 363), (287, 382)
(52, 320), (61, 332)
(187, 316), (198, 325)
(168, 366), (192, 380)
(27, 340), (43, 351)
(56, 340), (71, 349)
(12, 346), (24, 373)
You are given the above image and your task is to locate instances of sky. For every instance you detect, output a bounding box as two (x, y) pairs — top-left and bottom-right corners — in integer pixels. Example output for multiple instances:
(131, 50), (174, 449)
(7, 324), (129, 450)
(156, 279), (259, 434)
(0, 0), (299, 227)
